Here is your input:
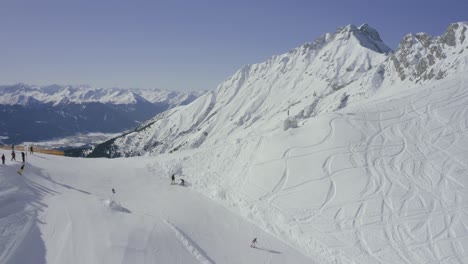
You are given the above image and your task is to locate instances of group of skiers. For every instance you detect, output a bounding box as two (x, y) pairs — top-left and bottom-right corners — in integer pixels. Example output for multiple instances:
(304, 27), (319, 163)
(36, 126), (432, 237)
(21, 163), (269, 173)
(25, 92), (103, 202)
(1, 145), (34, 175)
(171, 174), (185, 186)
(9, 151), (26, 162)
(6, 151), (26, 163)
(1, 152), (26, 175)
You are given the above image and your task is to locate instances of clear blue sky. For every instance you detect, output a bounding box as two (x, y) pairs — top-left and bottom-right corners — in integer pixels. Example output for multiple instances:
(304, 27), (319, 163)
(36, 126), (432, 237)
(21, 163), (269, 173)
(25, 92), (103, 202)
(0, 0), (466, 91)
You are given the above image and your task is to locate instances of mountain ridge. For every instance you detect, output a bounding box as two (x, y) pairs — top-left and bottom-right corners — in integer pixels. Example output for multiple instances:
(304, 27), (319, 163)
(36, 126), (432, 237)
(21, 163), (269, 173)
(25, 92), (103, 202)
(0, 84), (203, 144)
(0, 83), (203, 106)
(91, 22), (468, 158)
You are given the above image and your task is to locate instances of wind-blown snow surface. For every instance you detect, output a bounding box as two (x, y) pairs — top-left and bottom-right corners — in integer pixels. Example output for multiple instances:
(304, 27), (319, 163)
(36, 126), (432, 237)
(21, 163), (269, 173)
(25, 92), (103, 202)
(2, 74), (468, 263)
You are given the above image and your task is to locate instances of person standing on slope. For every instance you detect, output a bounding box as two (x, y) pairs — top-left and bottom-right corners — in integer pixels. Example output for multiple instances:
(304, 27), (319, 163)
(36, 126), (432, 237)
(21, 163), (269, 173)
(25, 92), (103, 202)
(251, 237), (257, 248)
(1, 153), (5, 165)
(171, 174), (175, 185)
(29, 145), (34, 155)
(21, 152), (25, 163)
(11, 151), (16, 161)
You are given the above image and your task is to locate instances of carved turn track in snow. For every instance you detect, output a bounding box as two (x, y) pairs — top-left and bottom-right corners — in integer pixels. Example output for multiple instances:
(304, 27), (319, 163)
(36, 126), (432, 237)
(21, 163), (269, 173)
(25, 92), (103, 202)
(240, 76), (468, 263)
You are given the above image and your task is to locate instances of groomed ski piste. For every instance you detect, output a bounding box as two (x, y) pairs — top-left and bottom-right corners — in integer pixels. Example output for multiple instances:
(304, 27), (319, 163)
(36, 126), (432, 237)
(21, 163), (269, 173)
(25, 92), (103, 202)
(1, 75), (468, 263)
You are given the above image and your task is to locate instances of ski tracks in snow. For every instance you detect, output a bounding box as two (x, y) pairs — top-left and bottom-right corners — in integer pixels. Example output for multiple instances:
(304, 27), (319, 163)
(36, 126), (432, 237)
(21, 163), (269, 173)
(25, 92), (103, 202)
(163, 220), (215, 264)
(251, 77), (468, 263)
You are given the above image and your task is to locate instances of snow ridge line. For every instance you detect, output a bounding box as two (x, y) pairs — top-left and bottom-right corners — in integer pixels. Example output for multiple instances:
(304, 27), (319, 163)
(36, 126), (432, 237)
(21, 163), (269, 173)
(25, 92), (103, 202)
(162, 220), (215, 264)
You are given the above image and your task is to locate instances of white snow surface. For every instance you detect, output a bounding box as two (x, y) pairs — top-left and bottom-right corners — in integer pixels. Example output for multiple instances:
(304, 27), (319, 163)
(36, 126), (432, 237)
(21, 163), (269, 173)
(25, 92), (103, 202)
(2, 73), (468, 263)
(0, 153), (312, 264)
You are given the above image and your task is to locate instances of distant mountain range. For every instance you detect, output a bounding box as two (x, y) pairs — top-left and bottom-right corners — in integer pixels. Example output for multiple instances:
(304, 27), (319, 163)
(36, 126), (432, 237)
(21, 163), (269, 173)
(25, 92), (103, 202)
(0, 84), (203, 144)
(89, 22), (468, 157)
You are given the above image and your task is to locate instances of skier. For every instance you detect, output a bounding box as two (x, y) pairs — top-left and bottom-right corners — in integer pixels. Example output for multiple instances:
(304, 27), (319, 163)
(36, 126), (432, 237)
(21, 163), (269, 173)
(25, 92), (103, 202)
(1, 154), (5, 165)
(251, 237), (257, 248)
(180, 179), (185, 186)
(18, 164), (25, 175)
(112, 188), (116, 194)
(171, 174), (175, 185)
(21, 152), (25, 163)
(11, 151), (16, 161)
(29, 146), (34, 155)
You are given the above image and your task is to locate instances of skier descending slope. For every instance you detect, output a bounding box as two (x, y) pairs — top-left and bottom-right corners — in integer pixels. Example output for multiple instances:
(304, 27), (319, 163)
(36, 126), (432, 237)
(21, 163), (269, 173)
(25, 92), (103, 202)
(17, 164), (25, 175)
(251, 237), (257, 248)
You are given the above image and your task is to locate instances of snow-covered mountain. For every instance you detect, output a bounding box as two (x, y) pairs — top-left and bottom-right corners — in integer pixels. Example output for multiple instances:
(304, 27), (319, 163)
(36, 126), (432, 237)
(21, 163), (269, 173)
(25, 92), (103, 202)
(0, 84), (201, 106)
(92, 22), (468, 157)
(2, 22), (468, 264)
(85, 22), (468, 264)
(0, 84), (202, 144)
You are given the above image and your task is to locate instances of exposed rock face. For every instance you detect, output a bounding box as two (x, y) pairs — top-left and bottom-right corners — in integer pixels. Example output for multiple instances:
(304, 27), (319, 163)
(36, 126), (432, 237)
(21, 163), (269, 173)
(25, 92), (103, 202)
(389, 22), (468, 82)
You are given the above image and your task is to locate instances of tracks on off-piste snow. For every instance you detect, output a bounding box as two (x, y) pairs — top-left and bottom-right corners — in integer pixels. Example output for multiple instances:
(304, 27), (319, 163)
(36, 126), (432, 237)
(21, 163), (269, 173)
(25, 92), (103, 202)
(253, 77), (468, 263)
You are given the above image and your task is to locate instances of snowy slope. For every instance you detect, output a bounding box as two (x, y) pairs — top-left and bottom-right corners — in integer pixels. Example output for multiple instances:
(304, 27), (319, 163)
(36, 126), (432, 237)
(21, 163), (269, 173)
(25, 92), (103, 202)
(84, 22), (468, 264)
(2, 22), (468, 264)
(0, 154), (313, 264)
(98, 22), (468, 158)
(2, 73), (468, 263)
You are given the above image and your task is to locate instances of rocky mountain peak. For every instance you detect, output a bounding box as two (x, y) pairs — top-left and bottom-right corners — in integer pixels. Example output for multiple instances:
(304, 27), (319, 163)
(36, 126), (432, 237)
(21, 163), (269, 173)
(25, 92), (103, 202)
(391, 21), (468, 83)
(440, 22), (468, 47)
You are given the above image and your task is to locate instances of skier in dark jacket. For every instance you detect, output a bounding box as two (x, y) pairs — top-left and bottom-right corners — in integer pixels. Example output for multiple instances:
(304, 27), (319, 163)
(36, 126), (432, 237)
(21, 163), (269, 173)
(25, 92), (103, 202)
(11, 151), (16, 161)
(171, 174), (175, 185)
(21, 152), (25, 163)
(180, 179), (185, 186)
(251, 237), (257, 248)
(1, 154), (5, 165)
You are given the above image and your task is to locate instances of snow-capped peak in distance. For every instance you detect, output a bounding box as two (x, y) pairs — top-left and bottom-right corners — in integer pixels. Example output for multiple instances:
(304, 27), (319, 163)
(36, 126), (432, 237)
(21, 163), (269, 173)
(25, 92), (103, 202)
(0, 84), (204, 144)
(0, 84), (203, 106)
